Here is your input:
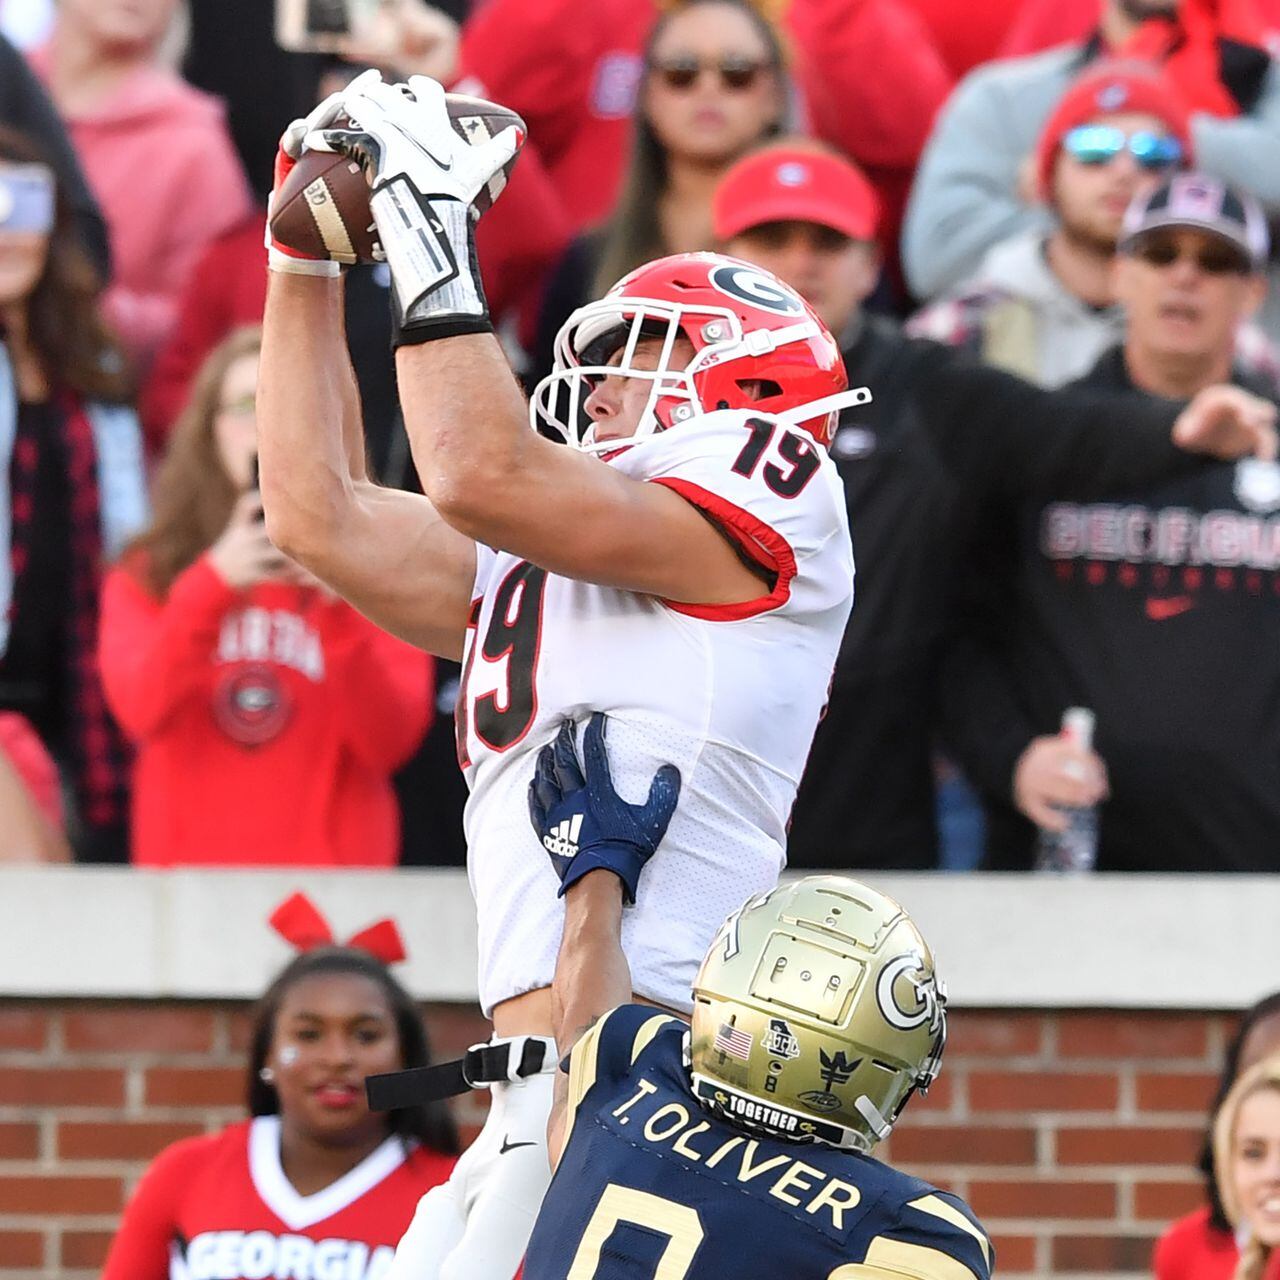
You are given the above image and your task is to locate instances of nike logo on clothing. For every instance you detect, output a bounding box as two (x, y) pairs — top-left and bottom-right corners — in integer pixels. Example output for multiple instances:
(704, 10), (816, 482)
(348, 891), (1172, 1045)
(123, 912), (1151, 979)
(405, 129), (452, 172)
(500, 1136), (537, 1155)
(1145, 595), (1195, 621)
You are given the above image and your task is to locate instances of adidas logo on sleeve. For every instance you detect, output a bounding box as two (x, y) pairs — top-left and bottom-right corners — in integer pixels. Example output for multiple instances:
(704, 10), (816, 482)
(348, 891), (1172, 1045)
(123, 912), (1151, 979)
(543, 814), (583, 859)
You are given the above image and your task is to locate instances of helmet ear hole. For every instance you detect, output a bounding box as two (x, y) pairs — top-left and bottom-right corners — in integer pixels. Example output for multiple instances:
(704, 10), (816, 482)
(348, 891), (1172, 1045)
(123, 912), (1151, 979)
(736, 378), (784, 402)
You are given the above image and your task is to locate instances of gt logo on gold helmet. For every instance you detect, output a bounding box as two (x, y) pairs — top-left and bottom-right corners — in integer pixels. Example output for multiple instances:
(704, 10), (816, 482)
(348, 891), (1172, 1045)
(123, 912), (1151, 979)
(689, 875), (947, 1153)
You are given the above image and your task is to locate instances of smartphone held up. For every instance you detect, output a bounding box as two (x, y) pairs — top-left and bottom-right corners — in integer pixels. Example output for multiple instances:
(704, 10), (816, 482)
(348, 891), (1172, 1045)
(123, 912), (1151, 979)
(275, 0), (390, 54)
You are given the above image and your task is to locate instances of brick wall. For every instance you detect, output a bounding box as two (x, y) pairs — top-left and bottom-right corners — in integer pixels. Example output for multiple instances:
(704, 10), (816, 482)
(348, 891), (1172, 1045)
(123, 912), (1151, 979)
(1, 1001), (1230, 1279)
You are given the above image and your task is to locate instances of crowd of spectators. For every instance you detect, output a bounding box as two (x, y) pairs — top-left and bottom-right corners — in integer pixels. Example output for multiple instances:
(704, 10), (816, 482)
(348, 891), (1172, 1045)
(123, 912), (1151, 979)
(0, 0), (1278, 874)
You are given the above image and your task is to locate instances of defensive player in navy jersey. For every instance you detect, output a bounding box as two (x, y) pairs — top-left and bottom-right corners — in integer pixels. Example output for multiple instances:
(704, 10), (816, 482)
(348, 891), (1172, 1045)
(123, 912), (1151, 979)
(523, 713), (994, 1279)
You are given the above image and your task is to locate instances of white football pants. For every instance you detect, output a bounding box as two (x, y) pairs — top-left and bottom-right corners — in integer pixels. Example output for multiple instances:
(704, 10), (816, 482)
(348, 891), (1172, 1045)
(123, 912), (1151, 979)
(386, 1036), (557, 1280)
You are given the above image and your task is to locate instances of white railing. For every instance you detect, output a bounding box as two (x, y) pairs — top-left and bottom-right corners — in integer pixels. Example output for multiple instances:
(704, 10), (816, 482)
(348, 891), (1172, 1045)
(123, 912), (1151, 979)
(1, 867), (1276, 1008)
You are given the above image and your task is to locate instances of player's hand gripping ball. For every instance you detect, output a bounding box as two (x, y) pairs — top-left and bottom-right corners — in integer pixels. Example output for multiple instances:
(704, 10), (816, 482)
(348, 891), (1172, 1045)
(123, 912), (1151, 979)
(528, 714), (681, 905)
(269, 78), (525, 265)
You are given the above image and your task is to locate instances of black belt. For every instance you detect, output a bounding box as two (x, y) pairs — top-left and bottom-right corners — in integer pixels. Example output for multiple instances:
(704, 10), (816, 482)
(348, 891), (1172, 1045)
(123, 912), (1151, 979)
(366, 1037), (550, 1111)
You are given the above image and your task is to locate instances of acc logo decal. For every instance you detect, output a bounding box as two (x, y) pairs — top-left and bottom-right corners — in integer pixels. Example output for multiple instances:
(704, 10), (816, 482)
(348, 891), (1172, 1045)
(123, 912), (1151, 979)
(876, 952), (942, 1032)
(799, 1089), (843, 1112)
(763, 1018), (801, 1060)
(709, 263), (806, 315)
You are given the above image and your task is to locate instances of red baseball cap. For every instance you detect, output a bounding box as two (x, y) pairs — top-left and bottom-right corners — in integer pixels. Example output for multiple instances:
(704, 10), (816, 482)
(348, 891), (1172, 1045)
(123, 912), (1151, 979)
(1035, 61), (1193, 199)
(713, 143), (880, 243)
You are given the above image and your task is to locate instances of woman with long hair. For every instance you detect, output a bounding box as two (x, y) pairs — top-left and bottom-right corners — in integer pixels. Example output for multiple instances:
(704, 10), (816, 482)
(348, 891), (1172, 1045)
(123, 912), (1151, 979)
(1210, 1056), (1280, 1280)
(101, 894), (460, 1279)
(98, 326), (432, 865)
(30, 0), (252, 369)
(532, 0), (791, 379)
(1156, 994), (1280, 1280)
(0, 124), (146, 862)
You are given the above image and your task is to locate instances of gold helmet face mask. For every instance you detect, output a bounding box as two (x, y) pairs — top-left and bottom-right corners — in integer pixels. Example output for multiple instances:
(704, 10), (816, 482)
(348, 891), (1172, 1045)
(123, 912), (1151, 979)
(689, 876), (947, 1152)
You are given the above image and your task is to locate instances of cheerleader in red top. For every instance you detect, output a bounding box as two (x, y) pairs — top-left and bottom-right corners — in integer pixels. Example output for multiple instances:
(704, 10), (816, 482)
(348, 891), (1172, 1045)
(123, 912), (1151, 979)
(1156, 994), (1280, 1280)
(1202, 1055), (1280, 1280)
(102, 895), (459, 1280)
(98, 326), (433, 865)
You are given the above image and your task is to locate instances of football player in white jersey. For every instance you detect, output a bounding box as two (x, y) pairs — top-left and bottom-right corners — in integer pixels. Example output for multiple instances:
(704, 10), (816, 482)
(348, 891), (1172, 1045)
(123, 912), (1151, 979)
(257, 73), (862, 1279)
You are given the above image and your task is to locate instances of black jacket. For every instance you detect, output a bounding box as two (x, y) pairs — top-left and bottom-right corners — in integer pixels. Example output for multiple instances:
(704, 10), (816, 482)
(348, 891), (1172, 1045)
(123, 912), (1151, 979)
(789, 322), (1203, 869)
(940, 346), (1280, 871)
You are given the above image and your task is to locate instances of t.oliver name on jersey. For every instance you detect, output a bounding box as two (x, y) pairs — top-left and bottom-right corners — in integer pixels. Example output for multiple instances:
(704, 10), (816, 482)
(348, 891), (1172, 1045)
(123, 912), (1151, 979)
(178, 1231), (393, 1280)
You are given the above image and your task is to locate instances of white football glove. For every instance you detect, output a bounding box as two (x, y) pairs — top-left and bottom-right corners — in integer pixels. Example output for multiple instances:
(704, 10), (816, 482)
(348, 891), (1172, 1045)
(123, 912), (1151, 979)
(306, 72), (522, 343)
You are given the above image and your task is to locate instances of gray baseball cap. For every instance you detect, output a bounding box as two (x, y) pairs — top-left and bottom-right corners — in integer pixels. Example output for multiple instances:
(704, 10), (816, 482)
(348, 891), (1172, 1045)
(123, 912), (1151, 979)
(1119, 172), (1270, 271)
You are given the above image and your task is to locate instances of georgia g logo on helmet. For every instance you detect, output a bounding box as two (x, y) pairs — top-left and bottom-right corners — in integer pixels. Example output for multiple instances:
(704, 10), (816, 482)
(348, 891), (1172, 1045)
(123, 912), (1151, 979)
(708, 262), (807, 316)
(876, 951), (942, 1033)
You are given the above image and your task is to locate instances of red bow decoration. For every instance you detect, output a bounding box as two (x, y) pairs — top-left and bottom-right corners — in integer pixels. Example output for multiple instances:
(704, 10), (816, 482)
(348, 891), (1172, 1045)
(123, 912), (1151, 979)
(268, 892), (408, 965)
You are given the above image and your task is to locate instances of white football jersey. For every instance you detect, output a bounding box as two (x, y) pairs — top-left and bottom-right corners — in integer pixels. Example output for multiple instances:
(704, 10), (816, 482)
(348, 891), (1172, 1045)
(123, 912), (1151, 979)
(457, 410), (854, 1015)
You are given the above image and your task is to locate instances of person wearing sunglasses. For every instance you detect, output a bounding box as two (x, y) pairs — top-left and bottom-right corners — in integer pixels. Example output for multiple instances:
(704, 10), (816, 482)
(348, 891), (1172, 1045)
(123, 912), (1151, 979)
(1115, 176), (1271, 393)
(532, 0), (789, 384)
(903, 0), (1280, 339)
(0, 126), (147, 864)
(907, 65), (1271, 392)
(940, 172), (1280, 874)
(711, 141), (1278, 875)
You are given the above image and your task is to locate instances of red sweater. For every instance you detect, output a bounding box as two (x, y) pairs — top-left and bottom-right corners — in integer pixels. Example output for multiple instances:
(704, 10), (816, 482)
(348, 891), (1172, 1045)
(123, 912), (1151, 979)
(461, 0), (952, 294)
(101, 1117), (455, 1280)
(1154, 1206), (1280, 1280)
(459, 0), (655, 233)
(98, 555), (432, 865)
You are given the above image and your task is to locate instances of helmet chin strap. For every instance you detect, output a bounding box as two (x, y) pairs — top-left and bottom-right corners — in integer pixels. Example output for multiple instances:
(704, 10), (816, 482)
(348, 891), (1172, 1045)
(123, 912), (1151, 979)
(854, 1093), (893, 1144)
(775, 385), (874, 430)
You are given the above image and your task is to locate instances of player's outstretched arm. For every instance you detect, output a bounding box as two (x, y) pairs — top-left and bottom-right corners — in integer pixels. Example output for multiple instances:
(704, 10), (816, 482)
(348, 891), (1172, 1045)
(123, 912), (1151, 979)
(528, 715), (680, 1165)
(307, 73), (768, 608)
(257, 274), (477, 660)
(257, 98), (477, 659)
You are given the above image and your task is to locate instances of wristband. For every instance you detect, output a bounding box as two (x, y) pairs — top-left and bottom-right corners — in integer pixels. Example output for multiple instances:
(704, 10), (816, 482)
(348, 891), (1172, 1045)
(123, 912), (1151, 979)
(267, 246), (341, 278)
(369, 181), (491, 345)
(556, 840), (650, 906)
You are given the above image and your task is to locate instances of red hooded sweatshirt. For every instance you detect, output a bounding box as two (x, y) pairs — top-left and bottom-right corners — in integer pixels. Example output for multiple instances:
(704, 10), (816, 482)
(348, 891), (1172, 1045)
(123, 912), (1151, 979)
(99, 553), (432, 865)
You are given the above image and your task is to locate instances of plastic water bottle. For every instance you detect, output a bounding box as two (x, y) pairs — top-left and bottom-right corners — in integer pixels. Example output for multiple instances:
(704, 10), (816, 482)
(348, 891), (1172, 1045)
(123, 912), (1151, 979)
(1034, 707), (1099, 873)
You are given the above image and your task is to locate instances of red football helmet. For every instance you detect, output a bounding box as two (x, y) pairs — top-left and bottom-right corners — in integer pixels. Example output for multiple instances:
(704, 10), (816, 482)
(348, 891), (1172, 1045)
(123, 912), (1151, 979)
(531, 252), (864, 451)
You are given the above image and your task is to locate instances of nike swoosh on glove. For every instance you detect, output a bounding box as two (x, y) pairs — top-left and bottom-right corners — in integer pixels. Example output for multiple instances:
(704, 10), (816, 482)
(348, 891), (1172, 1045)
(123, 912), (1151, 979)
(527, 713), (681, 905)
(305, 72), (522, 343)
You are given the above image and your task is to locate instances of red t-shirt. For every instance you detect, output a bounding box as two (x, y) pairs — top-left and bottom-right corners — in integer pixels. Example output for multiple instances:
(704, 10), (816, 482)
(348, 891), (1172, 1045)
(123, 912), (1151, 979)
(98, 555), (432, 865)
(101, 1116), (455, 1280)
(1153, 1205), (1280, 1280)
(461, 0), (952, 296)
(458, 0), (653, 234)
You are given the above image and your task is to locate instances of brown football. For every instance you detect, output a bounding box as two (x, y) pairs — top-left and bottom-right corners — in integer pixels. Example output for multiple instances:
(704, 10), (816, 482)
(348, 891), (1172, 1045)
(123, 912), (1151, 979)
(269, 93), (526, 265)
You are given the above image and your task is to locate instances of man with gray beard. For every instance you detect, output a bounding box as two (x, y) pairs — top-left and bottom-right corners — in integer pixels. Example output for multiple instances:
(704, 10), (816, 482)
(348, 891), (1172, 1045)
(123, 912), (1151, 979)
(942, 174), (1280, 870)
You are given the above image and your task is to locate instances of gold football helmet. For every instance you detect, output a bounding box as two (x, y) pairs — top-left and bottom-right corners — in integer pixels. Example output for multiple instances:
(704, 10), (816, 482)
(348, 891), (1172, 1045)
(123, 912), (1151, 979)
(689, 875), (946, 1152)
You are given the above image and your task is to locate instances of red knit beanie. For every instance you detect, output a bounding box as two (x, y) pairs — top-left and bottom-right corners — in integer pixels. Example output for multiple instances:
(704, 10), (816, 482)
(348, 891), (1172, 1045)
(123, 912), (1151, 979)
(1035, 61), (1194, 201)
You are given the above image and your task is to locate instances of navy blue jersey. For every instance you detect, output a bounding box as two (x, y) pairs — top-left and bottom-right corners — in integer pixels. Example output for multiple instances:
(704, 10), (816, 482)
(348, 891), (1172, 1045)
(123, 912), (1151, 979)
(524, 1005), (993, 1279)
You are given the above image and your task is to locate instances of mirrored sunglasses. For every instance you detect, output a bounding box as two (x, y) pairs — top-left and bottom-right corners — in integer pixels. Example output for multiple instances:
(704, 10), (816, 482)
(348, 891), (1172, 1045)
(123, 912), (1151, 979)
(0, 164), (55, 234)
(1062, 125), (1183, 170)
(650, 54), (769, 91)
